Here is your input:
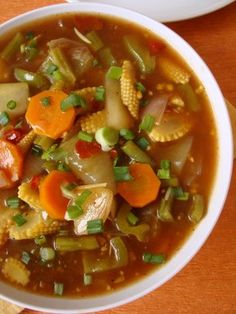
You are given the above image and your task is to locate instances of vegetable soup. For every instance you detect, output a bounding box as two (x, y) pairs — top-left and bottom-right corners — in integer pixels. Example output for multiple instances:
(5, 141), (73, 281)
(0, 14), (217, 297)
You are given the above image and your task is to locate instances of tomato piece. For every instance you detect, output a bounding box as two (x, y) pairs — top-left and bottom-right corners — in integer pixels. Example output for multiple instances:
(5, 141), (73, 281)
(75, 140), (101, 159)
(148, 39), (166, 55)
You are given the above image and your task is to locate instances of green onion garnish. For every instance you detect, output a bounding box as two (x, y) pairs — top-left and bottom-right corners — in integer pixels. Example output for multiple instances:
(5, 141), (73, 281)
(61, 93), (86, 112)
(157, 168), (170, 180)
(21, 251), (31, 265)
(120, 128), (135, 140)
(25, 31), (35, 40)
(39, 247), (55, 261)
(78, 131), (94, 143)
(136, 137), (149, 150)
(0, 111), (10, 126)
(52, 70), (64, 81)
(127, 212), (139, 226)
(106, 66), (122, 80)
(84, 273), (92, 286)
(75, 190), (92, 207)
(54, 282), (64, 296)
(46, 63), (58, 75)
(95, 127), (119, 149)
(95, 86), (105, 101)
(67, 205), (83, 219)
(160, 160), (171, 170)
(31, 144), (43, 156)
(142, 252), (166, 264)
(40, 96), (51, 106)
(34, 235), (47, 245)
(6, 100), (17, 110)
(6, 196), (20, 209)
(113, 166), (133, 182)
(139, 114), (155, 132)
(12, 214), (27, 227)
(173, 187), (189, 200)
(57, 162), (70, 172)
(87, 219), (104, 234)
(135, 82), (146, 93)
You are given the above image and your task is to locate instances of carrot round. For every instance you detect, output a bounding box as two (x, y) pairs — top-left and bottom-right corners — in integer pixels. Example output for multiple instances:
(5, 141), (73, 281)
(25, 90), (75, 139)
(39, 170), (76, 220)
(117, 163), (161, 208)
(0, 139), (23, 189)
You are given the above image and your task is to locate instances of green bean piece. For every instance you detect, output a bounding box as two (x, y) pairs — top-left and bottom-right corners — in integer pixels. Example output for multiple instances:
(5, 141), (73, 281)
(49, 47), (76, 86)
(14, 68), (49, 89)
(1, 32), (24, 61)
(54, 236), (99, 252)
(115, 203), (150, 242)
(188, 194), (205, 223)
(98, 47), (116, 67)
(177, 83), (201, 112)
(82, 237), (128, 273)
(157, 187), (174, 222)
(121, 140), (153, 165)
(123, 35), (156, 74)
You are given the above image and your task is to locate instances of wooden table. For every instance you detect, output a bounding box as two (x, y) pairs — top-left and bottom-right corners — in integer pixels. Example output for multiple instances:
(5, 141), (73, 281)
(0, 1), (235, 313)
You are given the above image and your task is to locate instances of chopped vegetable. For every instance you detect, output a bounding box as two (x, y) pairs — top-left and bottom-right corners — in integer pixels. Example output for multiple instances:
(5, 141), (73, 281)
(106, 66), (122, 80)
(1, 32), (24, 61)
(21, 251), (31, 265)
(139, 114), (155, 132)
(18, 130), (36, 155)
(136, 137), (149, 150)
(6, 100), (17, 110)
(95, 127), (119, 151)
(6, 196), (20, 209)
(188, 194), (205, 223)
(75, 140), (101, 158)
(39, 247), (55, 261)
(98, 47), (116, 67)
(117, 163), (160, 207)
(34, 235), (47, 245)
(60, 93), (86, 112)
(54, 236), (99, 251)
(26, 90), (75, 139)
(87, 218), (104, 234)
(54, 282), (64, 296)
(40, 96), (51, 107)
(18, 181), (43, 212)
(80, 109), (106, 134)
(12, 214), (27, 227)
(84, 273), (92, 286)
(67, 205), (83, 219)
(142, 252), (166, 264)
(157, 187), (174, 222)
(2, 257), (30, 286)
(0, 111), (10, 126)
(86, 31), (104, 51)
(95, 86), (105, 101)
(39, 170), (77, 220)
(127, 211), (139, 226)
(177, 83), (201, 112)
(78, 131), (94, 143)
(121, 140), (153, 164)
(14, 68), (49, 90)
(113, 166), (133, 182)
(120, 128), (135, 140)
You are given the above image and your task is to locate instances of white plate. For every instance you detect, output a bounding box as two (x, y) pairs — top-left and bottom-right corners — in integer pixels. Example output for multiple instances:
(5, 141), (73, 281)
(65, 0), (234, 22)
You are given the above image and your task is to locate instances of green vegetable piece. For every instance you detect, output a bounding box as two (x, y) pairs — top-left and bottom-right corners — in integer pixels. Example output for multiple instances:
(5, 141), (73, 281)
(6, 196), (20, 209)
(1, 32), (24, 61)
(6, 100), (17, 110)
(12, 214), (27, 227)
(157, 187), (174, 222)
(173, 187), (189, 200)
(161, 176), (180, 188)
(86, 31), (104, 51)
(54, 282), (64, 296)
(84, 273), (92, 286)
(33, 135), (54, 151)
(39, 247), (55, 261)
(82, 237), (128, 273)
(57, 162), (70, 172)
(113, 166), (133, 182)
(139, 114), (155, 132)
(188, 194), (205, 223)
(136, 137), (150, 150)
(40, 96), (51, 107)
(34, 235), (47, 245)
(121, 140), (152, 164)
(31, 144), (43, 156)
(98, 47), (116, 67)
(61, 93), (86, 111)
(120, 128), (135, 140)
(135, 82), (146, 93)
(14, 68), (49, 90)
(127, 211), (139, 226)
(95, 127), (119, 150)
(95, 86), (105, 101)
(87, 219), (104, 234)
(78, 131), (94, 143)
(106, 66), (122, 80)
(177, 83), (201, 112)
(67, 205), (83, 219)
(0, 111), (10, 126)
(54, 236), (99, 251)
(21, 251), (31, 265)
(157, 168), (170, 180)
(116, 203), (150, 242)
(142, 252), (166, 264)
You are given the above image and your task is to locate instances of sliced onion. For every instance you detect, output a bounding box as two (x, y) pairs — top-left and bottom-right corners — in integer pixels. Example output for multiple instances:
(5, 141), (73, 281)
(142, 94), (169, 124)
(182, 151), (203, 186)
(22, 154), (44, 182)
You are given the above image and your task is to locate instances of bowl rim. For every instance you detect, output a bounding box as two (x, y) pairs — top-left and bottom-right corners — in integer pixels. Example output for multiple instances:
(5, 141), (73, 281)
(0, 2), (233, 313)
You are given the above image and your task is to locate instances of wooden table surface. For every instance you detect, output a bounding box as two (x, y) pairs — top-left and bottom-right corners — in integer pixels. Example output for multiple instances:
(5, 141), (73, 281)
(0, 1), (235, 313)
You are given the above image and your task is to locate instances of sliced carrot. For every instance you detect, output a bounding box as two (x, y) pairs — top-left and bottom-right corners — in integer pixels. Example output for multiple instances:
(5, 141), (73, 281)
(25, 90), (75, 139)
(117, 163), (161, 208)
(0, 139), (23, 189)
(39, 170), (76, 220)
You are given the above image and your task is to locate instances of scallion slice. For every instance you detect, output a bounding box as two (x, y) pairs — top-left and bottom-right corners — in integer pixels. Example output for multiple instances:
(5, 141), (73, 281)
(87, 219), (104, 234)
(136, 137), (149, 150)
(57, 162), (70, 172)
(157, 168), (170, 180)
(54, 282), (64, 296)
(160, 160), (171, 170)
(95, 86), (105, 101)
(95, 127), (119, 150)
(0, 111), (10, 126)
(31, 144), (43, 156)
(135, 82), (146, 93)
(40, 96), (51, 107)
(84, 273), (92, 286)
(139, 114), (155, 132)
(12, 214), (27, 226)
(46, 63), (58, 75)
(142, 252), (166, 264)
(173, 187), (189, 200)
(75, 190), (92, 207)
(67, 205), (83, 219)
(113, 166), (133, 182)
(39, 247), (55, 261)
(106, 66), (122, 80)
(34, 235), (47, 245)
(120, 128), (135, 140)
(6, 196), (20, 209)
(78, 131), (94, 143)
(127, 212), (139, 226)
(6, 100), (17, 110)
(21, 251), (31, 265)
(61, 93), (86, 112)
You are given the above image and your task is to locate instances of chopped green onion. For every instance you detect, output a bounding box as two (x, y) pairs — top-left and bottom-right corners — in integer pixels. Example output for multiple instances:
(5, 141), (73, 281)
(75, 190), (92, 207)
(39, 247), (55, 261)
(173, 187), (189, 200)
(6, 196), (20, 209)
(121, 140), (152, 164)
(140, 99), (149, 107)
(12, 214), (27, 227)
(54, 282), (64, 296)
(67, 205), (83, 219)
(84, 273), (92, 286)
(61, 93), (86, 111)
(113, 166), (133, 182)
(139, 114), (155, 132)
(34, 235), (47, 245)
(135, 82), (146, 93)
(40, 96), (51, 107)
(86, 31), (104, 51)
(31, 144), (43, 156)
(106, 66), (122, 80)
(95, 86), (105, 101)
(0, 111), (10, 126)
(157, 168), (170, 180)
(95, 127), (119, 150)
(21, 251), (31, 265)
(127, 212), (139, 226)
(78, 131), (94, 143)
(87, 219), (104, 234)
(142, 252), (166, 264)
(54, 236), (99, 251)
(136, 137), (149, 150)
(52, 70), (64, 81)
(120, 128), (135, 140)
(161, 176), (179, 188)
(25, 31), (35, 40)
(160, 160), (171, 170)
(188, 194), (204, 223)
(14, 68), (49, 90)
(57, 162), (70, 172)
(46, 63), (58, 75)
(6, 100), (17, 110)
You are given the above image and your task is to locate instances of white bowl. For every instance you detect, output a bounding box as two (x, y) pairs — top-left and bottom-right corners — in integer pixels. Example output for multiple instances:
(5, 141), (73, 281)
(0, 3), (233, 313)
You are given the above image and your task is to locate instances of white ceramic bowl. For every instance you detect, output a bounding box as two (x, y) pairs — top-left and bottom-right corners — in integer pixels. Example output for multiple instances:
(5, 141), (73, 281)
(0, 3), (233, 313)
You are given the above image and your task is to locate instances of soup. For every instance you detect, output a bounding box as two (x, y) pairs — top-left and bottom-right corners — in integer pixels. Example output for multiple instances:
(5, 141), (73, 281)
(0, 14), (217, 297)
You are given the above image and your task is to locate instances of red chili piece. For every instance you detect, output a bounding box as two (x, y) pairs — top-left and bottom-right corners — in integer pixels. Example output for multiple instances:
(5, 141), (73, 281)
(3, 129), (23, 144)
(75, 140), (101, 159)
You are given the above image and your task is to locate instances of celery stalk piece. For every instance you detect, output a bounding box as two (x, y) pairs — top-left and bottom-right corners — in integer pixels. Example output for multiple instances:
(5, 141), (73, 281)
(86, 31), (104, 52)
(121, 140), (153, 165)
(1, 32), (24, 61)
(54, 236), (99, 251)
(188, 194), (205, 223)
(157, 187), (174, 222)
(14, 68), (49, 90)
(177, 83), (201, 112)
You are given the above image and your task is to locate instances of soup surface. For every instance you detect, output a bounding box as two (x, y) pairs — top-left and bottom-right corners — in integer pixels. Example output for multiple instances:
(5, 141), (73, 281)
(0, 14), (217, 297)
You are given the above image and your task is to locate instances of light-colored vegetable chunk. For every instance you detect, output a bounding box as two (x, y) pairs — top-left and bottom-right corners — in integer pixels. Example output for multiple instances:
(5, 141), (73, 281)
(18, 182), (43, 212)
(80, 110), (106, 134)
(2, 257), (30, 286)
